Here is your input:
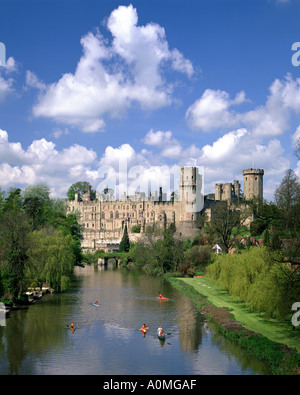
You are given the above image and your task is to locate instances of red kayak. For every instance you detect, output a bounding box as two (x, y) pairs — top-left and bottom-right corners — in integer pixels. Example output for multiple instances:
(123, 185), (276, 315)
(155, 296), (168, 300)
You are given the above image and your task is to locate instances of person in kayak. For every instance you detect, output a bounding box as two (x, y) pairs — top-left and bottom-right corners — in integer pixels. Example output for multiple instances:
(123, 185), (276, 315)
(140, 324), (148, 337)
(157, 325), (163, 336)
(94, 301), (99, 305)
(69, 322), (75, 331)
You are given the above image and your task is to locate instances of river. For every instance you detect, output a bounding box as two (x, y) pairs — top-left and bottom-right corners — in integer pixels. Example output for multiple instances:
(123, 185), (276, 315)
(0, 263), (270, 375)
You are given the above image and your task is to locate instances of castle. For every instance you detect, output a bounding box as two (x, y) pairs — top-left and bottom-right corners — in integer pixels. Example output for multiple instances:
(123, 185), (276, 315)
(67, 167), (264, 252)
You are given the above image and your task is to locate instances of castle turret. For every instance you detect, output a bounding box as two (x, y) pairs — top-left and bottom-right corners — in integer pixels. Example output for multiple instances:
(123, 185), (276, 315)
(179, 167), (203, 221)
(243, 168), (264, 201)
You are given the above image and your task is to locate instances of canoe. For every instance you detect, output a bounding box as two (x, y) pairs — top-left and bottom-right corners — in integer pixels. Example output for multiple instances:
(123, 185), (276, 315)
(155, 296), (168, 300)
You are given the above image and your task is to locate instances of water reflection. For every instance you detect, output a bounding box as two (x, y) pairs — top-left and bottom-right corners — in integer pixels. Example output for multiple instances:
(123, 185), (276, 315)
(0, 264), (270, 375)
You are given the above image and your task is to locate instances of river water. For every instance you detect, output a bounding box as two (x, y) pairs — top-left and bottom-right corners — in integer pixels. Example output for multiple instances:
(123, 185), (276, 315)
(0, 263), (270, 375)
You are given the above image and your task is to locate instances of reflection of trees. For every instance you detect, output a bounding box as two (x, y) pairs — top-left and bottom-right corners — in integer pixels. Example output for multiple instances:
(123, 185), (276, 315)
(4, 310), (27, 374)
(208, 322), (270, 374)
(0, 291), (77, 374)
(175, 296), (204, 353)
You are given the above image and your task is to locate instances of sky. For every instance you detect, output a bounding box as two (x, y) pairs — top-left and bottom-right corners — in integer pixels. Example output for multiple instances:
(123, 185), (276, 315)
(1, 0), (300, 201)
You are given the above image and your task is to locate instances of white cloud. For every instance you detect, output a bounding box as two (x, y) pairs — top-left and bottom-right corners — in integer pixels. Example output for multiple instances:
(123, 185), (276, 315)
(0, 129), (98, 197)
(143, 129), (183, 158)
(29, 4), (194, 133)
(0, 75), (13, 102)
(0, 57), (17, 102)
(143, 129), (173, 146)
(292, 125), (300, 146)
(185, 89), (245, 132)
(186, 74), (300, 139)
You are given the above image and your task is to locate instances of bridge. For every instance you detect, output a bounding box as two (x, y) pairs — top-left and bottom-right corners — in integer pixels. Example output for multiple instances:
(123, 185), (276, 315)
(97, 252), (124, 267)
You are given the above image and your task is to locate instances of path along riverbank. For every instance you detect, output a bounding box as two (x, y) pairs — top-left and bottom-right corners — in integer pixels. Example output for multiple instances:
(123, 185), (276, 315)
(168, 275), (300, 375)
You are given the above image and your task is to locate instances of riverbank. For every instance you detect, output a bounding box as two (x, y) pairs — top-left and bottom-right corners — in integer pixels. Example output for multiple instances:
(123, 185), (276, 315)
(168, 275), (300, 375)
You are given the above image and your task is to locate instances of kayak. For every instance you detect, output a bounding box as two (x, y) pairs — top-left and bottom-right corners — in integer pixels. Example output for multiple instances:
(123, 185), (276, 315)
(155, 296), (168, 300)
(157, 334), (165, 341)
(92, 303), (100, 307)
(138, 326), (149, 334)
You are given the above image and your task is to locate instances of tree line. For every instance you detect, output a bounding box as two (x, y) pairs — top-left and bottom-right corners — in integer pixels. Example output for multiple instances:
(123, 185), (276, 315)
(0, 184), (83, 303)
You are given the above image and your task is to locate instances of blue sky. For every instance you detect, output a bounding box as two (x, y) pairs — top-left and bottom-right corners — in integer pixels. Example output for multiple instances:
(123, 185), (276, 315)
(1, 0), (300, 200)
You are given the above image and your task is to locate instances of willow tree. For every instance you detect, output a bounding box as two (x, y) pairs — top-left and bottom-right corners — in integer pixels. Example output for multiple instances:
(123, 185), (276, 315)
(27, 228), (75, 292)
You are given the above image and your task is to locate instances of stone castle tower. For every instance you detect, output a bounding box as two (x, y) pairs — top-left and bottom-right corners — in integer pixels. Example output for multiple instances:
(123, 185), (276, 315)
(179, 167), (203, 221)
(243, 168), (264, 201)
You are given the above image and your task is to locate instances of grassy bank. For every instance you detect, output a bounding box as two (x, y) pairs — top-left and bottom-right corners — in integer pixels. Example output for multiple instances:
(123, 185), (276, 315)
(168, 275), (300, 375)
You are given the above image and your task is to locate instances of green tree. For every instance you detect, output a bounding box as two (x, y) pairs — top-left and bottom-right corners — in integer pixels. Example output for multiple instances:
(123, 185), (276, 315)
(0, 210), (30, 299)
(21, 184), (51, 229)
(274, 169), (300, 235)
(27, 228), (75, 292)
(199, 201), (251, 253)
(67, 181), (93, 201)
(119, 224), (130, 252)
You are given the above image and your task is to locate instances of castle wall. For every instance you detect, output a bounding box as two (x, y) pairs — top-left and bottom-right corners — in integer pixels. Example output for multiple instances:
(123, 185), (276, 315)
(67, 167), (203, 249)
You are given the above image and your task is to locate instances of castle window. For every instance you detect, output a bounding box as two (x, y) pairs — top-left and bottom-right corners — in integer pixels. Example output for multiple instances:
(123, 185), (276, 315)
(110, 211), (113, 219)
(101, 211), (105, 219)
(116, 211), (119, 219)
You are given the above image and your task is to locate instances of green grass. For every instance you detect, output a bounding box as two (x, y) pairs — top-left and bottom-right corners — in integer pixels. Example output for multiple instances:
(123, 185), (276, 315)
(180, 276), (300, 353)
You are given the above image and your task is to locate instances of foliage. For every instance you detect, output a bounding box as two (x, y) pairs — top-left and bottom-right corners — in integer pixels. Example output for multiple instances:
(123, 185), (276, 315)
(0, 184), (83, 299)
(119, 224), (130, 252)
(131, 224), (141, 233)
(130, 223), (184, 275)
(198, 201), (252, 253)
(27, 228), (75, 291)
(0, 209), (30, 299)
(207, 247), (300, 322)
(67, 181), (94, 201)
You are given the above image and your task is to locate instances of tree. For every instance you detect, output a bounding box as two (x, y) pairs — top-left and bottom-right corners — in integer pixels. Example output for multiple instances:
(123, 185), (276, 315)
(274, 169), (300, 235)
(0, 210), (30, 299)
(27, 228), (75, 292)
(274, 169), (300, 212)
(21, 184), (51, 229)
(199, 201), (251, 253)
(119, 224), (130, 252)
(67, 181), (93, 201)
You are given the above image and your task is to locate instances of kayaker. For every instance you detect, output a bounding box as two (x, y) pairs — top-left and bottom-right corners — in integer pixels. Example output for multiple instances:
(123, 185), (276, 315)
(157, 325), (163, 336)
(94, 301), (99, 305)
(70, 322), (75, 328)
(141, 324), (147, 332)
